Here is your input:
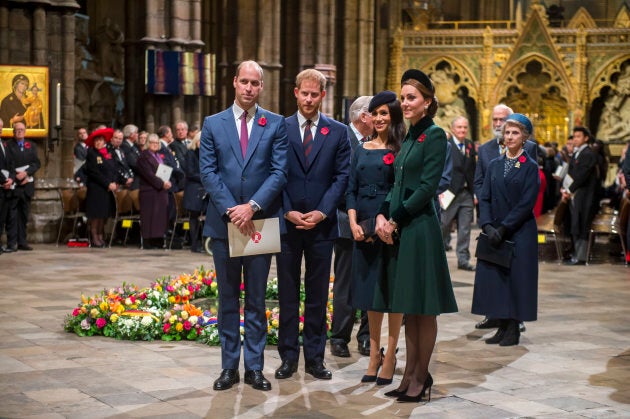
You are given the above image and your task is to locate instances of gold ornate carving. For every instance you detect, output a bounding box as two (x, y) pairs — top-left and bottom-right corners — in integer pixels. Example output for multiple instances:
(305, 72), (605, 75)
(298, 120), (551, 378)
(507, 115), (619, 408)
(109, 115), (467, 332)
(567, 7), (598, 29)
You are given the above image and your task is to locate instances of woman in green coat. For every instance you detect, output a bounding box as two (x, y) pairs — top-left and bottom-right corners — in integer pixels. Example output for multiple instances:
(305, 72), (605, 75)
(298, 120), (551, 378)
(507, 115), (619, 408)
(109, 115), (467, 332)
(375, 69), (458, 403)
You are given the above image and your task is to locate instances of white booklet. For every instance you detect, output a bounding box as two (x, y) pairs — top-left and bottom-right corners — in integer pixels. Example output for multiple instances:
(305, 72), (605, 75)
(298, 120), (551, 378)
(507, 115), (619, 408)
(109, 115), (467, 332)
(562, 174), (574, 191)
(15, 164), (33, 183)
(228, 217), (281, 257)
(439, 189), (456, 210)
(553, 162), (568, 180)
(155, 163), (173, 182)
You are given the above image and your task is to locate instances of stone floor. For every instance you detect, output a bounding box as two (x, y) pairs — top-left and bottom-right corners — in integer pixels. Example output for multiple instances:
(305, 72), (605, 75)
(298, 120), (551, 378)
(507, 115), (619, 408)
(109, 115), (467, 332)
(0, 240), (629, 418)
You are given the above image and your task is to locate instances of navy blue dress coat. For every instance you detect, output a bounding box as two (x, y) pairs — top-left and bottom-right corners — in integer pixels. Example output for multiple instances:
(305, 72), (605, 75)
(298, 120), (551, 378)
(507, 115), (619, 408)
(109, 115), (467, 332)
(472, 151), (539, 322)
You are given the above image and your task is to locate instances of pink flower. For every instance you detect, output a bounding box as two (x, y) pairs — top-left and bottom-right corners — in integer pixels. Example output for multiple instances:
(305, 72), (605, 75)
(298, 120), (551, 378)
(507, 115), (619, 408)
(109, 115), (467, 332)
(258, 116), (267, 126)
(320, 127), (329, 135)
(96, 318), (106, 329)
(183, 320), (192, 331)
(163, 323), (171, 333)
(417, 134), (426, 143)
(72, 308), (80, 316)
(518, 155), (527, 163)
(383, 152), (395, 165)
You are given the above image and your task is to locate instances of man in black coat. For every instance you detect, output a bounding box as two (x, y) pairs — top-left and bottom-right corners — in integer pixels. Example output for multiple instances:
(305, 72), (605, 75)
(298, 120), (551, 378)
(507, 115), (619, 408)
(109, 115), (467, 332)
(4, 121), (40, 251)
(0, 118), (16, 254)
(561, 126), (598, 265)
(121, 124), (141, 190)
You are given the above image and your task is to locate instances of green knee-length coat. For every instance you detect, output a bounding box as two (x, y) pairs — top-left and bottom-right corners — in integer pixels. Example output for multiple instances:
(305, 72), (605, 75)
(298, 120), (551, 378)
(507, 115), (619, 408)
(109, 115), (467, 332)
(373, 116), (458, 315)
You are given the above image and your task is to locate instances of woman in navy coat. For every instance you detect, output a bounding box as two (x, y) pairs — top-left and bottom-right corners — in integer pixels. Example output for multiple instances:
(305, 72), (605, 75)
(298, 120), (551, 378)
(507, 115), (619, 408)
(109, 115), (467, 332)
(472, 113), (539, 346)
(183, 132), (207, 252)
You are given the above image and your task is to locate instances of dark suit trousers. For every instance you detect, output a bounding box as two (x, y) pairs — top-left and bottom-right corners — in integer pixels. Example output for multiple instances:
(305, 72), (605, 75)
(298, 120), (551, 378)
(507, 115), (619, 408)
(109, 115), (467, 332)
(211, 239), (271, 371)
(277, 232), (333, 364)
(330, 237), (368, 344)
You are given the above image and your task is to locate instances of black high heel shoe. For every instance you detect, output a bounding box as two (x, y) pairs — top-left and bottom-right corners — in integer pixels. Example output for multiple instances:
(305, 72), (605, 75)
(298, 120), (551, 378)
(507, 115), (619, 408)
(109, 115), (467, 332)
(376, 347), (398, 386)
(361, 347), (384, 383)
(396, 373), (433, 403)
(384, 387), (407, 398)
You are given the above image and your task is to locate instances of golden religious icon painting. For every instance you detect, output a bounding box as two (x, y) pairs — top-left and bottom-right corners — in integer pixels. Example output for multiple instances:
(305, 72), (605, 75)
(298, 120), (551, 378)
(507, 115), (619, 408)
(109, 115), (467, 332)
(0, 65), (50, 138)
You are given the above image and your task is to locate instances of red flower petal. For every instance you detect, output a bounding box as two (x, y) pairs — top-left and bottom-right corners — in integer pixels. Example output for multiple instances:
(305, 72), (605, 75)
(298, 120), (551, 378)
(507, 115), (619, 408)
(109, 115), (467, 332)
(518, 155), (526, 163)
(321, 127), (329, 135)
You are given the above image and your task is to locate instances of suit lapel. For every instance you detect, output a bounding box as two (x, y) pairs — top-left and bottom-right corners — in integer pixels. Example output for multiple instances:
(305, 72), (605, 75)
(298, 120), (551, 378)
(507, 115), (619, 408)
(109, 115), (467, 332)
(307, 114), (329, 171)
(222, 107), (243, 167)
(288, 114), (308, 171)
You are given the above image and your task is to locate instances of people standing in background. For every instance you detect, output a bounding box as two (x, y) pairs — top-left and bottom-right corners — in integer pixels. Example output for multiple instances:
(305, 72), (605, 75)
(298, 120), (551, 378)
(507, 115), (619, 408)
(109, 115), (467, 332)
(121, 124), (141, 190)
(441, 116), (476, 271)
(473, 104), (536, 332)
(200, 60), (288, 392)
(346, 91), (404, 386)
(472, 113), (539, 346)
(375, 69), (458, 403)
(561, 127), (598, 266)
(83, 127), (117, 248)
(135, 133), (172, 250)
(183, 132), (206, 253)
(0, 118), (16, 254)
(276, 68), (350, 382)
(171, 120), (189, 171)
(73, 127), (89, 184)
(330, 95), (373, 359)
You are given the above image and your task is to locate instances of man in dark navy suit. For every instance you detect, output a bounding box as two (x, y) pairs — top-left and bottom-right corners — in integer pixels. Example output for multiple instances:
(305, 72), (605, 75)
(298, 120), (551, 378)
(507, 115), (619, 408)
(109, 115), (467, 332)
(275, 69), (350, 381)
(0, 118), (16, 254)
(200, 60), (288, 392)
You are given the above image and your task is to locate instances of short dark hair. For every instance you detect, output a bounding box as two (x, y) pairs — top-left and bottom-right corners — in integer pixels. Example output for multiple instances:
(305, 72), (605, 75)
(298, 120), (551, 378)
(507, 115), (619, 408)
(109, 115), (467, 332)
(573, 126), (591, 140)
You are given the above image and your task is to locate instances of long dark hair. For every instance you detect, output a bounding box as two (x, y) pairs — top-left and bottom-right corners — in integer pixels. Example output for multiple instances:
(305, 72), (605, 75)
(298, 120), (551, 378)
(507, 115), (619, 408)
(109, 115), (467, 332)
(371, 100), (405, 154)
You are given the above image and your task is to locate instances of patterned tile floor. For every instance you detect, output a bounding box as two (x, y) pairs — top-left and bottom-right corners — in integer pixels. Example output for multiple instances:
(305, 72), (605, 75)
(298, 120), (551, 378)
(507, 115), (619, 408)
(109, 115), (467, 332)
(0, 240), (628, 418)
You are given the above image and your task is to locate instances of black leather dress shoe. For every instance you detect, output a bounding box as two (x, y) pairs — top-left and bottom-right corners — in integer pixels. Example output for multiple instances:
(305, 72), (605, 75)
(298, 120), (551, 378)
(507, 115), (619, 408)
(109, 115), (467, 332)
(244, 370), (271, 391)
(330, 342), (350, 357)
(2, 246), (16, 253)
(305, 361), (332, 380)
(475, 317), (500, 329)
(213, 369), (239, 391)
(358, 340), (370, 356)
(17, 244), (33, 251)
(275, 360), (298, 379)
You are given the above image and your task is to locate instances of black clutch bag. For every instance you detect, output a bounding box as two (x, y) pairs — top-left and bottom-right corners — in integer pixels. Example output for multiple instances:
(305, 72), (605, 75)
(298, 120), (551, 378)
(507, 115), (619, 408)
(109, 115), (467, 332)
(475, 232), (515, 269)
(358, 217), (377, 240)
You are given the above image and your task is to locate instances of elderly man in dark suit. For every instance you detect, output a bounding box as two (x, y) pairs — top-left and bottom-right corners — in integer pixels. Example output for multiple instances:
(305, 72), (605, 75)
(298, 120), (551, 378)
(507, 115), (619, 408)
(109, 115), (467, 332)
(275, 69), (350, 381)
(330, 95), (372, 358)
(561, 126), (598, 265)
(4, 121), (40, 251)
(442, 116), (477, 271)
(200, 60), (288, 392)
(0, 118), (16, 254)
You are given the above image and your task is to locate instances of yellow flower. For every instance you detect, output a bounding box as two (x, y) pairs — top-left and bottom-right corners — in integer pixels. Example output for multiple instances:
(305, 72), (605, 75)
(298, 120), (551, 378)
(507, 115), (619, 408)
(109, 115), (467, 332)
(169, 316), (176, 324)
(272, 319), (279, 328)
(168, 296), (175, 303)
(155, 284), (162, 292)
(175, 323), (184, 332)
(90, 308), (99, 318)
(110, 314), (119, 323)
(100, 301), (108, 312)
(180, 311), (189, 320)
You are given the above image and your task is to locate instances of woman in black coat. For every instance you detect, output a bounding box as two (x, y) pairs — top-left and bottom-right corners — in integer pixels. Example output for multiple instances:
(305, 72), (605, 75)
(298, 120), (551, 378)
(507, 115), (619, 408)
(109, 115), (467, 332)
(135, 133), (172, 249)
(472, 113), (539, 346)
(183, 132), (207, 252)
(84, 128), (117, 247)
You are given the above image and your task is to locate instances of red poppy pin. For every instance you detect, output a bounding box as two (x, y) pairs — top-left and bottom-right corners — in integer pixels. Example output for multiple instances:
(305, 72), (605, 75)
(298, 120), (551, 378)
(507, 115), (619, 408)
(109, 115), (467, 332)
(320, 127), (329, 135)
(258, 116), (267, 127)
(417, 133), (426, 143)
(518, 155), (527, 163)
(383, 152), (395, 165)
(24, 142), (31, 149)
(159, 153), (165, 159)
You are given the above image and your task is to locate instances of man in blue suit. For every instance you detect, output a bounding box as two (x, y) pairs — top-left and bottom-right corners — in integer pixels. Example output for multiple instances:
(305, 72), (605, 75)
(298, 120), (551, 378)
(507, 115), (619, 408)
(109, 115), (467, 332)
(200, 60), (288, 392)
(275, 69), (351, 381)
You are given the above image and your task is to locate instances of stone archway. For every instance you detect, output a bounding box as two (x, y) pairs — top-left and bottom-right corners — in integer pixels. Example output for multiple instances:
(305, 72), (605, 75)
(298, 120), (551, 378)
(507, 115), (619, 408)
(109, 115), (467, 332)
(591, 56), (630, 142)
(497, 56), (571, 145)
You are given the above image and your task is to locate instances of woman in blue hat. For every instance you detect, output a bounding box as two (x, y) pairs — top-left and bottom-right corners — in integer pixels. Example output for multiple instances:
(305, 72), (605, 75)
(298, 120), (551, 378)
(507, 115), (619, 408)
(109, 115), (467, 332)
(472, 113), (539, 346)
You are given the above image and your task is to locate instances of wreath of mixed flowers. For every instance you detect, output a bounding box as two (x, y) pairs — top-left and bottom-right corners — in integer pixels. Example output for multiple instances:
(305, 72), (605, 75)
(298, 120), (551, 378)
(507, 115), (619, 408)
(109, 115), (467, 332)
(64, 268), (333, 346)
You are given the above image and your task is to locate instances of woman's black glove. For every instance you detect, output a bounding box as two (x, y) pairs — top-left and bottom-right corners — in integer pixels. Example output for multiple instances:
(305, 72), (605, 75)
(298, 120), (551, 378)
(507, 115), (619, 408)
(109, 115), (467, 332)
(483, 224), (505, 246)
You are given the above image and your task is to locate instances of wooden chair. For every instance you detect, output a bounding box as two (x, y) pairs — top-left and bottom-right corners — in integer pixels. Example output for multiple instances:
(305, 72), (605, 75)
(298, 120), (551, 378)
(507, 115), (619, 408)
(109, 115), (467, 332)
(169, 191), (189, 250)
(536, 199), (567, 262)
(120, 189), (142, 247)
(108, 189), (133, 247)
(586, 198), (630, 265)
(56, 187), (87, 246)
